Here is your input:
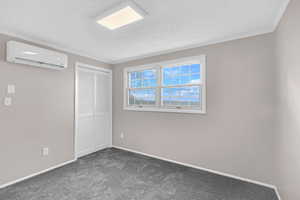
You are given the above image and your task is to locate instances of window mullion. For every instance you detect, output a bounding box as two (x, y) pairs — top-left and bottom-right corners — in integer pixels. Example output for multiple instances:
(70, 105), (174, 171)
(126, 72), (130, 107)
(160, 84), (201, 89)
(124, 55), (206, 113)
(156, 66), (162, 107)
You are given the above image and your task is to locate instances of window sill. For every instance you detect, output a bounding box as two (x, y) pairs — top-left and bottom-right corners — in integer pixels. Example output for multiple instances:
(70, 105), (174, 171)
(123, 106), (206, 114)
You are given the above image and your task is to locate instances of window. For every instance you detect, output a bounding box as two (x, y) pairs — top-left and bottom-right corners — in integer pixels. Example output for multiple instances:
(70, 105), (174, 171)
(124, 56), (206, 114)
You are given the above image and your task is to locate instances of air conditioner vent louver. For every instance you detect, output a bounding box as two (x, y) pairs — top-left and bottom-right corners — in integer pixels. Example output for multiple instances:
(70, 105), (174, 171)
(15, 57), (65, 68)
(7, 41), (68, 70)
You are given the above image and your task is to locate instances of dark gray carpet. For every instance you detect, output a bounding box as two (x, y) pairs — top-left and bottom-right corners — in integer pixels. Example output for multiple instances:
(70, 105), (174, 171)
(0, 148), (278, 200)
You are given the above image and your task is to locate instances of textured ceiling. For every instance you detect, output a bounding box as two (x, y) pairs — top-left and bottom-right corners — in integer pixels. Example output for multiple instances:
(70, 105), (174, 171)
(0, 0), (290, 64)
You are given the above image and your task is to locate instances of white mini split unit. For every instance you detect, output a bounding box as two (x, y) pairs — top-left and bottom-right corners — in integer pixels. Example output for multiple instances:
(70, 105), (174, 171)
(6, 41), (68, 70)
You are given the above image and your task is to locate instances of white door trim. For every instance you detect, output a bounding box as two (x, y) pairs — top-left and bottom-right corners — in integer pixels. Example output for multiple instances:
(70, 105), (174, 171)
(75, 62), (112, 160)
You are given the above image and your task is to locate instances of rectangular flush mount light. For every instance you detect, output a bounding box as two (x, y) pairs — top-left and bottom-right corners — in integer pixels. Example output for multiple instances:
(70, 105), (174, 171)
(96, 1), (146, 30)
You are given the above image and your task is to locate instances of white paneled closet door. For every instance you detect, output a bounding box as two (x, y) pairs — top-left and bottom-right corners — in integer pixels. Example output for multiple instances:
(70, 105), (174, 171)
(76, 64), (112, 158)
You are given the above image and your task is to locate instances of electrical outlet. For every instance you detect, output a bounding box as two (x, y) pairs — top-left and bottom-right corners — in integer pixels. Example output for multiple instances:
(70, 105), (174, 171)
(4, 97), (12, 106)
(42, 147), (49, 156)
(120, 132), (124, 139)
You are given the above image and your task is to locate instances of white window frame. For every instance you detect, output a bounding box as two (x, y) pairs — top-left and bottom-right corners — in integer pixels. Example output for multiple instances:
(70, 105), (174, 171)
(123, 55), (206, 114)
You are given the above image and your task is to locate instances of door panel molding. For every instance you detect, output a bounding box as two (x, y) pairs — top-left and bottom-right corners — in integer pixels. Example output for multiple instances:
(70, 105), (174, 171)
(75, 63), (112, 159)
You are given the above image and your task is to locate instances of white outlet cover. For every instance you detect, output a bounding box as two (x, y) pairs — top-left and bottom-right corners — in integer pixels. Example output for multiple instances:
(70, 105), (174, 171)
(4, 97), (12, 106)
(7, 84), (15, 94)
(120, 132), (124, 139)
(42, 147), (49, 156)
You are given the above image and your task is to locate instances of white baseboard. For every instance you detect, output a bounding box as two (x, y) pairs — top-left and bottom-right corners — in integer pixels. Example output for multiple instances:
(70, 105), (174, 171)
(0, 159), (77, 189)
(76, 144), (111, 159)
(274, 187), (282, 200)
(0, 143), (112, 190)
(113, 145), (281, 200)
(0, 146), (282, 200)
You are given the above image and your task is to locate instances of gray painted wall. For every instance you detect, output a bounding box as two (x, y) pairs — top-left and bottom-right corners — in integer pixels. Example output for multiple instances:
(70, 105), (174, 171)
(1, 2), (299, 198)
(113, 33), (277, 185)
(275, 0), (300, 199)
(0, 33), (112, 185)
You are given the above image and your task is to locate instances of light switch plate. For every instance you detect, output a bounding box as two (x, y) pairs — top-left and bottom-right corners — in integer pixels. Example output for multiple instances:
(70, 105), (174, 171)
(4, 97), (12, 106)
(42, 147), (49, 156)
(7, 84), (15, 94)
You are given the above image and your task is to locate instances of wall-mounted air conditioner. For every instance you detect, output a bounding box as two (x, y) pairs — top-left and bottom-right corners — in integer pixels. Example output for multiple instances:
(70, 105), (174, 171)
(6, 41), (68, 70)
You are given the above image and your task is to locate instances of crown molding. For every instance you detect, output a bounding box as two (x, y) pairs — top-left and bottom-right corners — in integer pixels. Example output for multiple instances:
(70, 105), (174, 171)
(1, 0), (289, 67)
(111, 28), (274, 65)
(0, 30), (113, 64)
(271, 0), (290, 31)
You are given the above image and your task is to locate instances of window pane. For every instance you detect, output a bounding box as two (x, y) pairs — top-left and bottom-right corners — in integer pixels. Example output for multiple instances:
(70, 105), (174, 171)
(163, 64), (201, 86)
(191, 64), (200, 73)
(190, 74), (201, 84)
(129, 69), (157, 88)
(129, 89), (156, 105)
(162, 86), (201, 107)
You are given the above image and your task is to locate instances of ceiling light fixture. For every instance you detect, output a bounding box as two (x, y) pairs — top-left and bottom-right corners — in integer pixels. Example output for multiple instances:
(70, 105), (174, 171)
(96, 1), (147, 30)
